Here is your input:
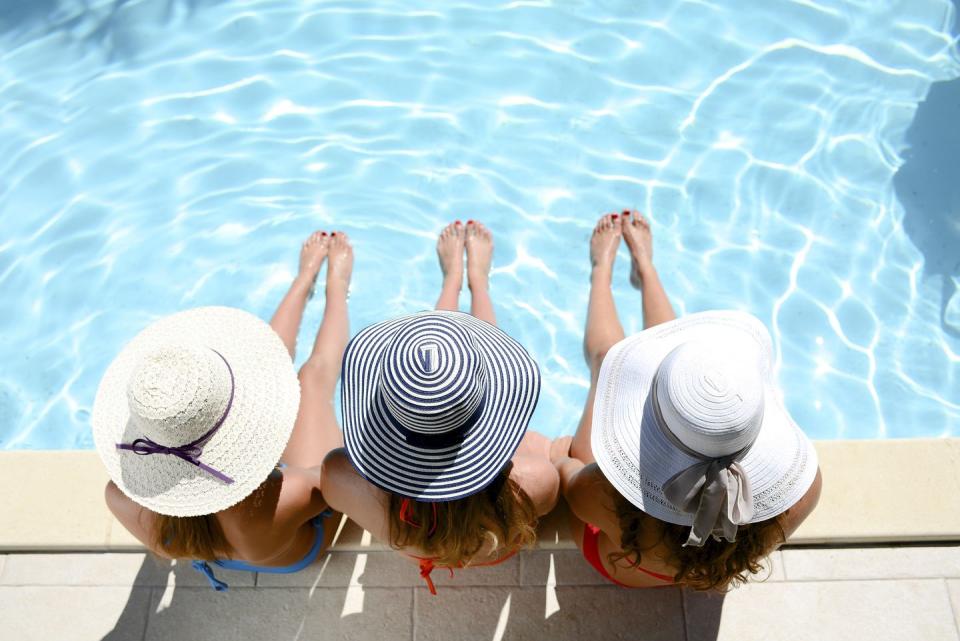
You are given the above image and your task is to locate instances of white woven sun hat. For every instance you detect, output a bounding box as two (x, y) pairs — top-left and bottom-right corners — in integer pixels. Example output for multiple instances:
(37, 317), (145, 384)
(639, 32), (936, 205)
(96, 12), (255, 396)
(341, 311), (541, 501)
(591, 310), (818, 546)
(92, 307), (300, 517)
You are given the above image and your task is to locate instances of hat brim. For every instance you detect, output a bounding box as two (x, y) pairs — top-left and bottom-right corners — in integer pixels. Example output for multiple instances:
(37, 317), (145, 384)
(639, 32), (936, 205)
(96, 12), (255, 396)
(592, 310), (818, 525)
(92, 307), (300, 517)
(341, 311), (541, 501)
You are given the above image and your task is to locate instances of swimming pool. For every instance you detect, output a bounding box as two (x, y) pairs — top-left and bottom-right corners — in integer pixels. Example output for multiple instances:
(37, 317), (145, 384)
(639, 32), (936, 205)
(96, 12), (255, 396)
(1, 0), (958, 449)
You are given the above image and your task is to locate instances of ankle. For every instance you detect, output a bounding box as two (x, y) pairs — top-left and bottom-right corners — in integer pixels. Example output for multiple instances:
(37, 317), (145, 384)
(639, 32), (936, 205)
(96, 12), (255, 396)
(590, 265), (613, 284)
(441, 276), (463, 293)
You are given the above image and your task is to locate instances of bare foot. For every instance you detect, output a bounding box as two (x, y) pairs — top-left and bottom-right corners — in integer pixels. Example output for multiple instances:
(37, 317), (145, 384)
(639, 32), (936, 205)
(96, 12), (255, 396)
(436, 221), (465, 289)
(298, 231), (329, 296)
(465, 220), (494, 290)
(326, 232), (353, 298)
(620, 210), (654, 289)
(590, 213), (621, 281)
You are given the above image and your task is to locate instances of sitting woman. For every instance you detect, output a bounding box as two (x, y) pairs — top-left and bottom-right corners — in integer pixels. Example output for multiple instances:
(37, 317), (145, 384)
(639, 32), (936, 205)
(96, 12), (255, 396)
(321, 221), (559, 594)
(98, 231), (354, 590)
(551, 211), (822, 591)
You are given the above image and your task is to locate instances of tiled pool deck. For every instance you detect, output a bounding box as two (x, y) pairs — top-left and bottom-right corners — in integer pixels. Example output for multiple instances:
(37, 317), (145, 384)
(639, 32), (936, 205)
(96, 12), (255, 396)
(2, 439), (960, 640)
(1, 546), (959, 640)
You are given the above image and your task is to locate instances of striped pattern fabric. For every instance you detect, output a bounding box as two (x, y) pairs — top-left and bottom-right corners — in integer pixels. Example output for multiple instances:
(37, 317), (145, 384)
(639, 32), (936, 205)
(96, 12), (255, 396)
(341, 311), (541, 501)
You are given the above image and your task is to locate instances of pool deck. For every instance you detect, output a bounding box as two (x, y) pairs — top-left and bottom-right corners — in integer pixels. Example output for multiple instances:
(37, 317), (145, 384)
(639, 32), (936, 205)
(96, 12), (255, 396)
(2, 438), (960, 640)
(1, 545), (959, 640)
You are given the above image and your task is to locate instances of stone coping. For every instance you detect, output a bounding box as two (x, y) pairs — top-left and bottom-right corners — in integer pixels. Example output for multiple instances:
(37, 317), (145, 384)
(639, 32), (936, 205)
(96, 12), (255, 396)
(1, 438), (957, 551)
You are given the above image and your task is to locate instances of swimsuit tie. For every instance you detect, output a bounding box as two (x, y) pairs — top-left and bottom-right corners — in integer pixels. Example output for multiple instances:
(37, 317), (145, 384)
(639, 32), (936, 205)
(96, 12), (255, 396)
(191, 560), (229, 592)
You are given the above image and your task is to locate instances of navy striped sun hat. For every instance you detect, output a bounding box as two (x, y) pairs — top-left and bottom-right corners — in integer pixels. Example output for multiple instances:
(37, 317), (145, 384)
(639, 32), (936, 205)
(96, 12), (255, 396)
(341, 311), (541, 501)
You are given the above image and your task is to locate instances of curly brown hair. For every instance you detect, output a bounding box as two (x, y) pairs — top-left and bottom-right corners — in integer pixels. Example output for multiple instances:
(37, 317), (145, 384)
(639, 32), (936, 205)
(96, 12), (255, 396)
(608, 490), (786, 591)
(388, 467), (538, 567)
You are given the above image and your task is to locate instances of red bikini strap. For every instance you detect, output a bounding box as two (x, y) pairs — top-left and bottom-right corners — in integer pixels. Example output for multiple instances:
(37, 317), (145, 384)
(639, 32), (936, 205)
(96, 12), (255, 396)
(418, 558), (437, 595)
(399, 498), (419, 527)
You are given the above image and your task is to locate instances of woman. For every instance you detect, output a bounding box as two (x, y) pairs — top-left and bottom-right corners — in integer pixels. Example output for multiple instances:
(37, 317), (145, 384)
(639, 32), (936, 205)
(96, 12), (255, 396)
(321, 220), (559, 594)
(551, 211), (822, 591)
(98, 231), (354, 591)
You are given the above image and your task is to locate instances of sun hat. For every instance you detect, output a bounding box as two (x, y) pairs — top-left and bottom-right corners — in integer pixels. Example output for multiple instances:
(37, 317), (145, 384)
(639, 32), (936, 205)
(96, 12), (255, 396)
(591, 310), (818, 547)
(341, 310), (540, 502)
(92, 306), (300, 517)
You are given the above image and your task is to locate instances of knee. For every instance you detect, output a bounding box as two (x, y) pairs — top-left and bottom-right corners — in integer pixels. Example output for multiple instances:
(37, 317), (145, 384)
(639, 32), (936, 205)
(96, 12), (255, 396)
(587, 345), (612, 374)
(298, 358), (339, 391)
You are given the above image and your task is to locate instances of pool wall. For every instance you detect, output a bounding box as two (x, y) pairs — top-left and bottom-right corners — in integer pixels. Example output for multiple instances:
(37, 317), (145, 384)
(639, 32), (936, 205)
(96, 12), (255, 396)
(2, 438), (958, 552)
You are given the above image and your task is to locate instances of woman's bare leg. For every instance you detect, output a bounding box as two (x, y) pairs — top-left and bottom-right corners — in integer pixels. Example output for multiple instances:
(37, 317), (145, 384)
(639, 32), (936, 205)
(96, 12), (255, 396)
(435, 221), (465, 311)
(270, 232), (329, 359)
(570, 214), (626, 463)
(466, 221), (496, 325)
(282, 232), (353, 468)
(622, 210), (675, 328)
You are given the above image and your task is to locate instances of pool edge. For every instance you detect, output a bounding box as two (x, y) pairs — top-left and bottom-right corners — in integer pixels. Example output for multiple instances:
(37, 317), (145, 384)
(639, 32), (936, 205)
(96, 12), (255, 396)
(1, 438), (957, 551)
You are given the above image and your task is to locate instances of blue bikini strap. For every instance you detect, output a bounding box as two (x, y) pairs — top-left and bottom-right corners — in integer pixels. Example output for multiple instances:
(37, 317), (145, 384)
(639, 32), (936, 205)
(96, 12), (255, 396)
(191, 560), (229, 592)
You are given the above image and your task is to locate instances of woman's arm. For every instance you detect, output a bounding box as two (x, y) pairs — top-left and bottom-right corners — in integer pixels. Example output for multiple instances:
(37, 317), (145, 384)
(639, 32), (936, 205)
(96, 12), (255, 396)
(551, 436), (620, 534)
(780, 467), (823, 541)
(104, 481), (172, 558)
(320, 448), (392, 543)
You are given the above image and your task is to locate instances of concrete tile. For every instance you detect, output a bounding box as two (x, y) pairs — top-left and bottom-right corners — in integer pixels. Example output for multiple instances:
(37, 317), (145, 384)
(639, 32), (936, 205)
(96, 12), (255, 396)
(1, 553), (158, 586)
(520, 549), (784, 586)
(520, 550), (609, 586)
(0, 586), (150, 641)
(257, 549), (520, 589)
(948, 580), (960, 632)
(0, 553), (254, 589)
(685, 579), (958, 641)
(793, 439), (960, 544)
(782, 546), (960, 581)
(0, 451), (113, 550)
(145, 586), (413, 641)
(414, 585), (684, 641)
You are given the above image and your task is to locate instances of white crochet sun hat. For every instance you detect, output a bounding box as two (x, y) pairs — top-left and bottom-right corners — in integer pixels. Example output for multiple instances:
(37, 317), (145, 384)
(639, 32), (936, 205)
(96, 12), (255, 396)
(592, 310), (818, 545)
(92, 307), (300, 517)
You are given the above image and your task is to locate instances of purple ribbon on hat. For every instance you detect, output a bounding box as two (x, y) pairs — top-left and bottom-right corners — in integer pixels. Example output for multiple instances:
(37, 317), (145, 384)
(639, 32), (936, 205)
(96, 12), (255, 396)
(116, 350), (236, 485)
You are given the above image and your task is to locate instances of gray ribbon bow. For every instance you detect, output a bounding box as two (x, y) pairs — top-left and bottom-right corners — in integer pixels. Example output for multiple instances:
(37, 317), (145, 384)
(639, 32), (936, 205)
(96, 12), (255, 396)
(662, 456), (753, 547)
(652, 381), (755, 547)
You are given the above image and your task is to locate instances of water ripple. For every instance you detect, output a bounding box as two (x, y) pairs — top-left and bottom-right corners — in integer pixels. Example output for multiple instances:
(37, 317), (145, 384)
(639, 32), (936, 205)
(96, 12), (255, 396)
(1, 0), (959, 448)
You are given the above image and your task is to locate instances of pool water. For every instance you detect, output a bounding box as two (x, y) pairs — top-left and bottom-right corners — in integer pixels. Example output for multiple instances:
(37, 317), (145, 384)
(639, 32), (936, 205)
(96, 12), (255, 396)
(1, 0), (959, 449)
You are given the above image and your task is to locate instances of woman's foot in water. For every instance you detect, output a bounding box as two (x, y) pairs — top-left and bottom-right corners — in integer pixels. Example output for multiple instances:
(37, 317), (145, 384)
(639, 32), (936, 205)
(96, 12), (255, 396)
(465, 220), (494, 292)
(620, 210), (655, 290)
(325, 232), (353, 300)
(590, 213), (622, 285)
(297, 231), (330, 297)
(437, 220), (465, 291)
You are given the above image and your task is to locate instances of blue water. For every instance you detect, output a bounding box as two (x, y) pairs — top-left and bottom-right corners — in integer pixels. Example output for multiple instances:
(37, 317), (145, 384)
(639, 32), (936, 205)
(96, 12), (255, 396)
(2, 0), (959, 449)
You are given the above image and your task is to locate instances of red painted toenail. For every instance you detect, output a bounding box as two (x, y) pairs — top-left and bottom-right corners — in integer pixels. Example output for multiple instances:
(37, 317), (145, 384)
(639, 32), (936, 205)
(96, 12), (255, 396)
(467, 220), (474, 224)
(321, 232), (327, 235)
(612, 214), (618, 219)
(623, 210), (629, 215)
(332, 232), (337, 236)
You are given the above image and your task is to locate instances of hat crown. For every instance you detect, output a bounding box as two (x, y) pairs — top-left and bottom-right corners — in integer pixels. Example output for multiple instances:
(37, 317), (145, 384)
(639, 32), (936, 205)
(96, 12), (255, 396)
(655, 341), (764, 457)
(126, 345), (232, 447)
(380, 316), (487, 435)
